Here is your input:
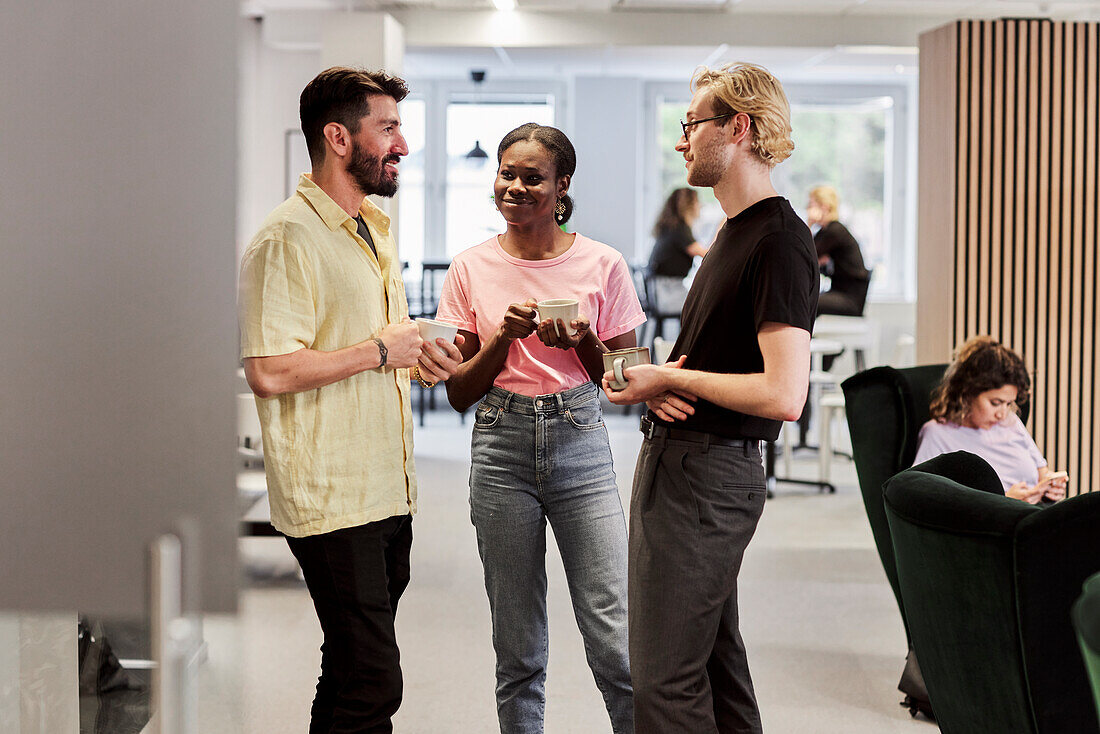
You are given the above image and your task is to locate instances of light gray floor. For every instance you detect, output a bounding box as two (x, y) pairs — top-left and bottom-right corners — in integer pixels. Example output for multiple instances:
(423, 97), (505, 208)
(202, 408), (938, 733)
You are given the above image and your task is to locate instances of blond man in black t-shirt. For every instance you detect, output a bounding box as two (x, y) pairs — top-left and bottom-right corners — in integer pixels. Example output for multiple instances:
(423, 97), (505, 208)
(604, 63), (819, 734)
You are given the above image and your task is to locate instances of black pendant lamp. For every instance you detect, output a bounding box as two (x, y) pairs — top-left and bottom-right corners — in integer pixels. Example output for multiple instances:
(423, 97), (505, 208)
(466, 140), (489, 160)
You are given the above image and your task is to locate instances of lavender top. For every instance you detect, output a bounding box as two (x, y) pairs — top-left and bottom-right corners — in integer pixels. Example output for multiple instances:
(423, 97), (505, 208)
(913, 414), (1047, 491)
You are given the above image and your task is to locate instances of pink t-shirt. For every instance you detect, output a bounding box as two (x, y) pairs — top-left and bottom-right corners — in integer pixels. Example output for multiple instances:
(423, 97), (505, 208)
(435, 234), (646, 397)
(913, 414), (1047, 491)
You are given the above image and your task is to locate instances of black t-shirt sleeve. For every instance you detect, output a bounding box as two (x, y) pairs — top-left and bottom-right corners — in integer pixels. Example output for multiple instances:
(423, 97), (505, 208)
(750, 232), (819, 332)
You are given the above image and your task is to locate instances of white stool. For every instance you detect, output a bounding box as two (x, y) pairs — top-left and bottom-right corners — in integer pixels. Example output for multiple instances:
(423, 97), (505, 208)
(818, 391), (847, 484)
(814, 315), (874, 373)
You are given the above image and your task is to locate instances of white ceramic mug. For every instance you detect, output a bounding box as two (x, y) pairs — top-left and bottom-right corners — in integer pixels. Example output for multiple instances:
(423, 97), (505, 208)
(415, 317), (459, 344)
(601, 346), (651, 391)
(535, 298), (579, 337)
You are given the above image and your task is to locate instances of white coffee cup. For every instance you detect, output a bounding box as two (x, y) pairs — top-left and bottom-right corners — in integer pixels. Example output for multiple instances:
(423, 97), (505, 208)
(601, 346), (651, 391)
(535, 299), (579, 337)
(415, 317), (459, 344)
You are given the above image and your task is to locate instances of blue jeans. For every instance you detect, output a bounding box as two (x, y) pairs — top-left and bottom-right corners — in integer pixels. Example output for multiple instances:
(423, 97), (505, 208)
(470, 382), (633, 734)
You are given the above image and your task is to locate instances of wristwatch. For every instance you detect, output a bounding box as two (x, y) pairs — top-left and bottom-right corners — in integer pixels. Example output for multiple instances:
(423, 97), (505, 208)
(372, 337), (388, 368)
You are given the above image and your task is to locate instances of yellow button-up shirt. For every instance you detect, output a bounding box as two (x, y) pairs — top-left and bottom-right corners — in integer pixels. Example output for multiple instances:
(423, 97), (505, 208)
(238, 174), (416, 537)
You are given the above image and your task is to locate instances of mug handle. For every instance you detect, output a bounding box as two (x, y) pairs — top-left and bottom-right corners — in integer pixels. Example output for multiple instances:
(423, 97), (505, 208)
(613, 357), (627, 385)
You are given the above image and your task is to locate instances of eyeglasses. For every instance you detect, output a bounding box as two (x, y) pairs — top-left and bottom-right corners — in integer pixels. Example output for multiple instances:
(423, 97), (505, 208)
(680, 113), (736, 139)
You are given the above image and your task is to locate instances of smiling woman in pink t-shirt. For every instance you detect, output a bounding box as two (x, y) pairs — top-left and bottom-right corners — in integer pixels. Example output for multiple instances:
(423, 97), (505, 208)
(435, 123), (645, 734)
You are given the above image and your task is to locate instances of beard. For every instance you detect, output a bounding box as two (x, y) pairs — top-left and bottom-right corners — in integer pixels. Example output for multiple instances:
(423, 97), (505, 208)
(684, 134), (726, 188)
(347, 141), (399, 198)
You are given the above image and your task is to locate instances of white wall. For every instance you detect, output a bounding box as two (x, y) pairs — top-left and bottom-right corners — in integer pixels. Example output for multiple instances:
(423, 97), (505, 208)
(237, 18), (322, 255)
(570, 77), (645, 259)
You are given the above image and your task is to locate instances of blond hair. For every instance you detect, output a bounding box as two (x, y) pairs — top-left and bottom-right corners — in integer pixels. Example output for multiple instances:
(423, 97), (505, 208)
(690, 63), (794, 168)
(809, 185), (839, 221)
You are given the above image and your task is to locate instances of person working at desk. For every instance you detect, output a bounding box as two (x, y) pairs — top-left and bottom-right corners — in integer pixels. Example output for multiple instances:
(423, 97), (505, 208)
(914, 335), (1068, 503)
(647, 187), (709, 315)
(238, 67), (464, 732)
(806, 184), (870, 317)
(605, 62), (818, 733)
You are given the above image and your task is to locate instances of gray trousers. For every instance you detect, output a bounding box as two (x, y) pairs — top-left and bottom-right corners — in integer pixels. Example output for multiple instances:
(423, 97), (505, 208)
(628, 433), (767, 734)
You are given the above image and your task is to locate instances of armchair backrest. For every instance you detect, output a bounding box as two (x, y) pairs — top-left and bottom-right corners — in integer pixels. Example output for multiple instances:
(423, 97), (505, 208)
(840, 364), (949, 641)
(884, 455), (1100, 734)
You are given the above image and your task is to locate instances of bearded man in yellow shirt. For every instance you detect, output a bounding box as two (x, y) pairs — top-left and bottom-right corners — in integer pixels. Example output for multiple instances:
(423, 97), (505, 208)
(238, 67), (463, 733)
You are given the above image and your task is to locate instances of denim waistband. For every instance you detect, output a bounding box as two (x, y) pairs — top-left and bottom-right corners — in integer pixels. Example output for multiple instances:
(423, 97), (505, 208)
(482, 382), (598, 416)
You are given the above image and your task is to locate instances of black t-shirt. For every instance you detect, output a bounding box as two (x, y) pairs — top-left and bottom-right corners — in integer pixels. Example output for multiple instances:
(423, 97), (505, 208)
(654, 197), (819, 441)
(814, 220), (868, 294)
(648, 222), (695, 278)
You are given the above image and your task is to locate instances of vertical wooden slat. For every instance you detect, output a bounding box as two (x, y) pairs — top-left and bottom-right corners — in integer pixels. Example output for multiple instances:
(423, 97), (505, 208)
(988, 21), (1003, 340)
(1048, 22), (1064, 470)
(981, 20), (998, 336)
(990, 20), (1007, 341)
(1012, 20), (1027, 356)
(917, 22), (959, 362)
(1024, 21), (1039, 434)
(1034, 20), (1051, 453)
(968, 21), (983, 340)
(1066, 23), (1083, 490)
(1086, 24), (1099, 495)
(955, 22), (971, 347)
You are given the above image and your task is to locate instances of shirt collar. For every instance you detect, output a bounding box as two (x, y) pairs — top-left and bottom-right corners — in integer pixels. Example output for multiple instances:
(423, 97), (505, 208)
(296, 174), (391, 235)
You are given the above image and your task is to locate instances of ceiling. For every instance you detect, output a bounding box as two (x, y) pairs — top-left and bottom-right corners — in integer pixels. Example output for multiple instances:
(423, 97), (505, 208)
(244, 0), (1100, 16)
(242, 0), (1099, 82)
(401, 44), (919, 82)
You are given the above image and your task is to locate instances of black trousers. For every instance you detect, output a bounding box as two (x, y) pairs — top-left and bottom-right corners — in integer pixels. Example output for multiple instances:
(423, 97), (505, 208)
(629, 434), (767, 734)
(286, 515), (413, 734)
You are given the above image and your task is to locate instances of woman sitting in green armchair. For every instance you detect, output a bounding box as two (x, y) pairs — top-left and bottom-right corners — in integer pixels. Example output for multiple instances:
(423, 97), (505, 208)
(913, 335), (1067, 503)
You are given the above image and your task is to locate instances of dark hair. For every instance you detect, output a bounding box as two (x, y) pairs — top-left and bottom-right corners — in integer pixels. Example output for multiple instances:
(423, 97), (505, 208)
(653, 188), (698, 236)
(929, 335), (1031, 424)
(299, 67), (409, 167)
(496, 123), (577, 225)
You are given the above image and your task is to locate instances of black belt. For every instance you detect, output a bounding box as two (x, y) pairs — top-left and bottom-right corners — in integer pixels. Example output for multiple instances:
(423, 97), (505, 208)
(640, 416), (756, 449)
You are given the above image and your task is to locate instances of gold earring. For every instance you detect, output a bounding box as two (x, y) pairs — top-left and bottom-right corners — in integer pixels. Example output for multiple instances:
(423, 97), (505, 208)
(555, 199), (566, 220)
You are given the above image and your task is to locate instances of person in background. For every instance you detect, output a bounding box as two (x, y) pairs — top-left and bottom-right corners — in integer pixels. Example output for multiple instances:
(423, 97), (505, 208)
(647, 187), (709, 315)
(238, 67), (464, 733)
(806, 184), (870, 317)
(914, 335), (1068, 503)
(436, 122), (644, 734)
(606, 63), (818, 734)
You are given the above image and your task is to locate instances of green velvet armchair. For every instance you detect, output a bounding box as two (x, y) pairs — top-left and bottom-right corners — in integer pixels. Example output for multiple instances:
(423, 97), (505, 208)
(1073, 571), (1100, 723)
(840, 364), (950, 644)
(884, 451), (1100, 734)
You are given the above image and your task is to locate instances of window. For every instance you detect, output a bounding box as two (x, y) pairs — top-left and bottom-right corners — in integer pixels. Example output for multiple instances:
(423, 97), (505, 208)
(444, 98), (554, 257)
(775, 99), (892, 295)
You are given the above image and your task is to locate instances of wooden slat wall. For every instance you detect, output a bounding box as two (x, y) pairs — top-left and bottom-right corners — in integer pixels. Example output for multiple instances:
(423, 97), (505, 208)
(920, 20), (1100, 496)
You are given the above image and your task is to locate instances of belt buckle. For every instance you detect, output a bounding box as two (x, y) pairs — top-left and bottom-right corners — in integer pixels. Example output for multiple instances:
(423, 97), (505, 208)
(640, 416), (657, 440)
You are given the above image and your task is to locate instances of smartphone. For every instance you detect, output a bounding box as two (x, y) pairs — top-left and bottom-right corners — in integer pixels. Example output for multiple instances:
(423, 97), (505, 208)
(1037, 470), (1068, 488)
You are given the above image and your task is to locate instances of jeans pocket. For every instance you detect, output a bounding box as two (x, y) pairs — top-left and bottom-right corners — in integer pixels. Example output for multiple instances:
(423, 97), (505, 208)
(473, 402), (502, 430)
(564, 399), (605, 431)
